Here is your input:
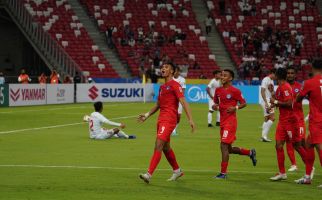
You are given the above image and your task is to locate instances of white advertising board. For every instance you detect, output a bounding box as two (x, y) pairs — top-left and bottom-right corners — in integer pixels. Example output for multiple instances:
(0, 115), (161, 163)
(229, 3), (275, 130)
(76, 83), (154, 103)
(47, 84), (74, 104)
(9, 84), (46, 106)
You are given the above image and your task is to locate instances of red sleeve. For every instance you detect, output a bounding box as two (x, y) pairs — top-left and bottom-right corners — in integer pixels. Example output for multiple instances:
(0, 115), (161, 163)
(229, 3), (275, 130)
(299, 80), (311, 98)
(173, 83), (184, 99)
(235, 89), (246, 104)
(214, 88), (219, 104)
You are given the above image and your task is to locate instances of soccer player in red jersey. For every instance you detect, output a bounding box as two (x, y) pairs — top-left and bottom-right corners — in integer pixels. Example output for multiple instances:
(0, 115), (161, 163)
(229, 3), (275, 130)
(269, 68), (309, 181)
(138, 63), (195, 184)
(213, 69), (257, 179)
(295, 58), (322, 186)
(285, 66), (307, 172)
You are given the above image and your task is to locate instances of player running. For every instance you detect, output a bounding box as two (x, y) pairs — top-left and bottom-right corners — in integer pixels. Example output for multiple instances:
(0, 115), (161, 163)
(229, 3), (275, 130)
(206, 70), (222, 127)
(138, 63), (195, 184)
(285, 66), (306, 172)
(172, 67), (186, 136)
(213, 69), (257, 179)
(83, 101), (136, 140)
(268, 68), (309, 181)
(295, 59), (322, 186)
(260, 69), (276, 142)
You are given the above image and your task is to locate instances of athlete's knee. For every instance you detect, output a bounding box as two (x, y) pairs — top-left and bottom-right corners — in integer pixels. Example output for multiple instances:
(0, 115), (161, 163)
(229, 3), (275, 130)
(155, 140), (165, 151)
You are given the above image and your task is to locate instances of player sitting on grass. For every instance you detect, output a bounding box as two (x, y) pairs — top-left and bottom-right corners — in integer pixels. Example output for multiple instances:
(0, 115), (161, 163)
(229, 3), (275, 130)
(213, 69), (257, 179)
(83, 101), (136, 140)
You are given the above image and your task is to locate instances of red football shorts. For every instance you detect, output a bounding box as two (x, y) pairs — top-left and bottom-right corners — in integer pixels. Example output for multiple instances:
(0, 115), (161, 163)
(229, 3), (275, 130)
(275, 122), (301, 142)
(298, 120), (306, 140)
(156, 122), (176, 142)
(307, 122), (322, 144)
(220, 123), (237, 144)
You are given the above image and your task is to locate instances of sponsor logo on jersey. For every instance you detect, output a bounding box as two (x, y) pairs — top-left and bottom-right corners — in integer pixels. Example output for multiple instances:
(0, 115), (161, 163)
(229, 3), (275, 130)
(294, 88), (299, 93)
(226, 94), (231, 99)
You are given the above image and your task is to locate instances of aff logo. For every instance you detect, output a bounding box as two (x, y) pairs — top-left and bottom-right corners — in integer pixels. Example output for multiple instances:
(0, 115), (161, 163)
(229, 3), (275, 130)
(88, 86), (99, 100)
(10, 89), (20, 102)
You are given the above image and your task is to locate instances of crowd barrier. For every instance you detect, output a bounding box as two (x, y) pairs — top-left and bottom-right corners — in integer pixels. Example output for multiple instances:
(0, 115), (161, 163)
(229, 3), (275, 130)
(0, 83), (308, 107)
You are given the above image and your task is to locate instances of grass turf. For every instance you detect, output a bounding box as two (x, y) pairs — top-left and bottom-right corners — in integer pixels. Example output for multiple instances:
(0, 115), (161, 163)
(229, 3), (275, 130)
(0, 103), (321, 200)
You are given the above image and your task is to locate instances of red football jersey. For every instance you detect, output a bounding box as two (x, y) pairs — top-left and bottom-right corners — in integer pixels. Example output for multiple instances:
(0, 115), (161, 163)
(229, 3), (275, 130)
(158, 79), (184, 123)
(299, 74), (322, 124)
(276, 82), (296, 124)
(214, 86), (246, 125)
(290, 81), (304, 122)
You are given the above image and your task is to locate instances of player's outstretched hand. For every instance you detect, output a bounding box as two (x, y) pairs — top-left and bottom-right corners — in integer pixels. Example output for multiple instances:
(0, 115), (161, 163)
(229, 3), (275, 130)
(137, 114), (147, 123)
(226, 107), (236, 113)
(189, 120), (196, 133)
(120, 123), (126, 129)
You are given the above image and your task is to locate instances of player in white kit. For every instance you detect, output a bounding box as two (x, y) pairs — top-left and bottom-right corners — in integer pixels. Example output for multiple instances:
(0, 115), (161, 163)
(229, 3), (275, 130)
(206, 70), (222, 127)
(84, 101), (136, 140)
(172, 67), (186, 136)
(260, 69), (276, 142)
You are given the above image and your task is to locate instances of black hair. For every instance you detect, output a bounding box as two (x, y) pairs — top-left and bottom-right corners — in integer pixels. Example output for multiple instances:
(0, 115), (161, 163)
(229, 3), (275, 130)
(165, 62), (177, 74)
(223, 69), (234, 79)
(286, 66), (297, 73)
(94, 101), (103, 112)
(312, 58), (322, 70)
(270, 68), (276, 74)
(213, 70), (221, 75)
(275, 68), (287, 80)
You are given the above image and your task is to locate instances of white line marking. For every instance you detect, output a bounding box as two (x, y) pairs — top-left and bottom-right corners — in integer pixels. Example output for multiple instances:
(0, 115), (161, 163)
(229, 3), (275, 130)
(0, 115), (138, 135)
(0, 164), (319, 176)
(0, 103), (139, 114)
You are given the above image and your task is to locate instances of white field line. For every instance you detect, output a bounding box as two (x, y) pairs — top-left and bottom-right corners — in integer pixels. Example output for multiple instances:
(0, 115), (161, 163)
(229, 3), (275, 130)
(0, 164), (280, 174)
(0, 115), (138, 135)
(0, 103), (139, 114)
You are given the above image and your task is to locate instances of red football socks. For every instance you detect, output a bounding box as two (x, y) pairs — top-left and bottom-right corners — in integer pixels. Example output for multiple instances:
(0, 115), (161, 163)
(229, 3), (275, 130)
(296, 146), (307, 164)
(286, 142), (296, 165)
(147, 150), (162, 175)
(221, 161), (228, 174)
(276, 147), (285, 174)
(164, 149), (179, 171)
(240, 148), (250, 156)
(306, 147), (315, 176)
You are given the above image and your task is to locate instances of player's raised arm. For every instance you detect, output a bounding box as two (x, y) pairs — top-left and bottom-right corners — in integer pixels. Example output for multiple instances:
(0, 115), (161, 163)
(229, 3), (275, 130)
(137, 101), (160, 123)
(179, 97), (195, 133)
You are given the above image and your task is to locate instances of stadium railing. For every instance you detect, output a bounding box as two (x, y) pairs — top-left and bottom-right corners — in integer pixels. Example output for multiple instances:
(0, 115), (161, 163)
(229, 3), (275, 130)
(3, 0), (84, 82)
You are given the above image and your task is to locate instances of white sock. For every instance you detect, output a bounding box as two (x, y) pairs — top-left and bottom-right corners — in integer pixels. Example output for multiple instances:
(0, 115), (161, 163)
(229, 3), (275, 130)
(262, 120), (273, 138)
(261, 122), (267, 138)
(172, 124), (178, 134)
(216, 111), (220, 123)
(116, 130), (129, 139)
(174, 168), (181, 173)
(208, 112), (212, 124)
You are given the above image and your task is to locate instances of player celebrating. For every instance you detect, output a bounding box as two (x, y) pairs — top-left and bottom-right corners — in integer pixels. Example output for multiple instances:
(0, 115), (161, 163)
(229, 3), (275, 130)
(269, 68), (309, 181)
(84, 101), (136, 140)
(138, 63), (195, 184)
(260, 69), (276, 142)
(172, 67), (186, 136)
(285, 66), (306, 172)
(213, 69), (257, 179)
(295, 58), (322, 186)
(206, 70), (222, 127)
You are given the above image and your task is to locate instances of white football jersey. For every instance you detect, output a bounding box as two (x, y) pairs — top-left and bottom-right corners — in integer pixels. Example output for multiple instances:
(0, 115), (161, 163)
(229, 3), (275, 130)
(89, 112), (121, 138)
(174, 76), (186, 89)
(207, 78), (221, 96)
(260, 76), (274, 104)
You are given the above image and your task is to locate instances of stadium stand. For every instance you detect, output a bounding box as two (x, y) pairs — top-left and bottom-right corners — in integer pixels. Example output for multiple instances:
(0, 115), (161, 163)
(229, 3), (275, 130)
(23, 0), (118, 78)
(79, 0), (220, 78)
(208, 0), (320, 80)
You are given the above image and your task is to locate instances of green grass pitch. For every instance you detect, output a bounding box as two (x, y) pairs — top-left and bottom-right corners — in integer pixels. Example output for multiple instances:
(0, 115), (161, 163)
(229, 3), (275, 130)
(0, 103), (321, 200)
